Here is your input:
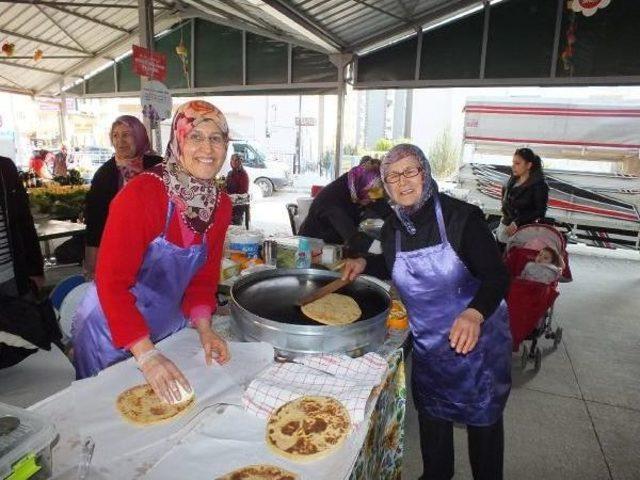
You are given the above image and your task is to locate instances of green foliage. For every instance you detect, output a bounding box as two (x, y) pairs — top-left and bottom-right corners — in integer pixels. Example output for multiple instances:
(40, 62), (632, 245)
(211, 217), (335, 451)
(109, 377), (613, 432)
(29, 185), (88, 221)
(374, 138), (394, 152)
(427, 129), (460, 180)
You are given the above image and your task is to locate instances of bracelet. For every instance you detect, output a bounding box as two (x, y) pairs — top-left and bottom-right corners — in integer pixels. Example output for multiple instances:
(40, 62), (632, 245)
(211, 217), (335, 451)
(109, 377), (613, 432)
(136, 348), (160, 367)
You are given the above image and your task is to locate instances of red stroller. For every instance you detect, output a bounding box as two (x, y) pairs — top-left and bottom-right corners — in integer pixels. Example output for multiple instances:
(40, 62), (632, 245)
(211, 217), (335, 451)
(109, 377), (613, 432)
(504, 224), (572, 372)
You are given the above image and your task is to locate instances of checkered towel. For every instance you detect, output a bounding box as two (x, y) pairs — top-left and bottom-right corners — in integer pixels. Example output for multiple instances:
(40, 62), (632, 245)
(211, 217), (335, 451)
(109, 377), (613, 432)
(242, 353), (388, 424)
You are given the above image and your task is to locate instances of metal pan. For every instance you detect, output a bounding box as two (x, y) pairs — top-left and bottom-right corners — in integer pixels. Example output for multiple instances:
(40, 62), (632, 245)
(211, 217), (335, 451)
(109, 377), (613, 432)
(229, 269), (391, 356)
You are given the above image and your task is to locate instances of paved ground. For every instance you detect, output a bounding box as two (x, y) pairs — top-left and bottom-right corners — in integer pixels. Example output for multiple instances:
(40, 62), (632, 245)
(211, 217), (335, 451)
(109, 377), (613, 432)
(2, 209), (639, 479)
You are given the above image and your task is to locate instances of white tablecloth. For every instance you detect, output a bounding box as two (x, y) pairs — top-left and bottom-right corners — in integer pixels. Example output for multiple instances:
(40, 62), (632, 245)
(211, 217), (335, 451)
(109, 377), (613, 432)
(30, 326), (387, 480)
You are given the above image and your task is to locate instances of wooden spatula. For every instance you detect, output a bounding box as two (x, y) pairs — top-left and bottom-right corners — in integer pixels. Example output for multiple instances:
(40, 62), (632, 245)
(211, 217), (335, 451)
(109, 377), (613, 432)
(297, 277), (352, 306)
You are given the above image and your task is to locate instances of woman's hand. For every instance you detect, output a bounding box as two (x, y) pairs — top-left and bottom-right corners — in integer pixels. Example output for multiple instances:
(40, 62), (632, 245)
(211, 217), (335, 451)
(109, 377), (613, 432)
(449, 308), (484, 355)
(506, 222), (518, 236)
(196, 322), (230, 365)
(341, 258), (367, 281)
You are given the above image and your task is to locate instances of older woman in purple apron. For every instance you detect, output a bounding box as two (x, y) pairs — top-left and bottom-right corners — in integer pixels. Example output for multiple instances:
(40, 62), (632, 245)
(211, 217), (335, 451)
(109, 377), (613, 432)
(72, 101), (232, 404)
(344, 144), (511, 480)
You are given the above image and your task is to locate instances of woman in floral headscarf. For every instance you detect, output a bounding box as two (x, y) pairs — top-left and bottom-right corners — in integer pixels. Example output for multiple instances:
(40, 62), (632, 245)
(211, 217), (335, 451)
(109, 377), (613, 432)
(84, 115), (162, 279)
(298, 159), (387, 249)
(343, 144), (512, 480)
(71, 101), (232, 404)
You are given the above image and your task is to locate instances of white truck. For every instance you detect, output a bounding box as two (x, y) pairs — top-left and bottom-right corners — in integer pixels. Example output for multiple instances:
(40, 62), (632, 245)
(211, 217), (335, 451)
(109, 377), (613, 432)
(456, 98), (640, 250)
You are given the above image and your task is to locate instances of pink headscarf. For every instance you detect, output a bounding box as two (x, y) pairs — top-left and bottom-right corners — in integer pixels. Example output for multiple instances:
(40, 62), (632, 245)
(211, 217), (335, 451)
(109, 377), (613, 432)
(159, 100), (229, 234)
(111, 115), (152, 183)
(347, 163), (382, 204)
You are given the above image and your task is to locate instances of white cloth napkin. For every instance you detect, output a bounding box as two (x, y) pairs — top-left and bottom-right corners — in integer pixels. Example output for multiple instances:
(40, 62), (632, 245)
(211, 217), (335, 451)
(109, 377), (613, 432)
(242, 352), (388, 424)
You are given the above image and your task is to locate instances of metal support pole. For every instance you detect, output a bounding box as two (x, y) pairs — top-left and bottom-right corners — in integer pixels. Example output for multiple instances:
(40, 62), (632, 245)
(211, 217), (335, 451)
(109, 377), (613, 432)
(479, 0), (490, 80)
(550, 0), (564, 78)
(58, 79), (68, 148)
(138, 0), (154, 143)
(330, 53), (353, 180)
(318, 95), (324, 174)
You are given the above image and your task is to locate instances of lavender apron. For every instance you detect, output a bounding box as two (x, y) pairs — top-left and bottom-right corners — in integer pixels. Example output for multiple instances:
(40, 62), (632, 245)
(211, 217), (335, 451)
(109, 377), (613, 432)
(72, 201), (208, 379)
(392, 195), (511, 426)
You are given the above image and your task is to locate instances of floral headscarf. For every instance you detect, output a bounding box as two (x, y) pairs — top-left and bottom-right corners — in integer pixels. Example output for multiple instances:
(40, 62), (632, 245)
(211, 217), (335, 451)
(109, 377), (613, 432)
(111, 115), (151, 184)
(347, 163), (383, 204)
(159, 100), (229, 234)
(381, 143), (437, 236)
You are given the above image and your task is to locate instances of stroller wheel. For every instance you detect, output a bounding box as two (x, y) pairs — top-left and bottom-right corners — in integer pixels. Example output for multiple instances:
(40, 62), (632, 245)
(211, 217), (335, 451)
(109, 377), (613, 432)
(553, 327), (563, 348)
(521, 345), (529, 370)
(534, 347), (542, 372)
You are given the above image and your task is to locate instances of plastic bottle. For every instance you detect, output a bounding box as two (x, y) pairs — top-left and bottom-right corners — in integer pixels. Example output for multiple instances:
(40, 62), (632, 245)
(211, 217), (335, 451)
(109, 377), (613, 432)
(295, 237), (312, 269)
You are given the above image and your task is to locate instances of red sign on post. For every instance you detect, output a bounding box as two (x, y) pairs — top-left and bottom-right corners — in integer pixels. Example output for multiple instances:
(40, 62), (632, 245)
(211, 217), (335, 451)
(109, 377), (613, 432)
(132, 45), (167, 82)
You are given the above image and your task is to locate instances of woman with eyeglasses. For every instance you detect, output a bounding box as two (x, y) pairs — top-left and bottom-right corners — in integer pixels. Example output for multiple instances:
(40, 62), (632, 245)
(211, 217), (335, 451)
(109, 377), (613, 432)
(496, 147), (549, 244)
(343, 144), (511, 480)
(71, 101), (232, 404)
(298, 159), (388, 254)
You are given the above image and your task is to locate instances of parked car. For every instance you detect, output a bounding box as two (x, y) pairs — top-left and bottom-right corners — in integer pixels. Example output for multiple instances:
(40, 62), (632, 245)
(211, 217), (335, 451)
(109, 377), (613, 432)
(222, 140), (291, 197)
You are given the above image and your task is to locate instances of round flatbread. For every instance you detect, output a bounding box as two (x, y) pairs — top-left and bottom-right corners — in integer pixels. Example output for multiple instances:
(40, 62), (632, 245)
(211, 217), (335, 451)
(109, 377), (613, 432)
(116, 383), (195, 426)
(216, 464), (298, 480)
(266, 396), (351, 462)
(301, 293), (361, 325)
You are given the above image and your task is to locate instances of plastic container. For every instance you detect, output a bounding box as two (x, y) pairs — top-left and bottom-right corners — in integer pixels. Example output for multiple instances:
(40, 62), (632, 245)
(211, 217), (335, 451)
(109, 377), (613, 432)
(274, 236), (324, 268)
(0, 402), (57, 480)
(226, 227), (263, 258)
(295, 237), (312, 269)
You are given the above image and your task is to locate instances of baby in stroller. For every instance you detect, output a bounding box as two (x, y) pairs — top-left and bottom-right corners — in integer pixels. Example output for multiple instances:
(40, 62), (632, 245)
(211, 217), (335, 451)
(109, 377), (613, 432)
(503, 224), (572, 371)
(519, 246), (563, 285)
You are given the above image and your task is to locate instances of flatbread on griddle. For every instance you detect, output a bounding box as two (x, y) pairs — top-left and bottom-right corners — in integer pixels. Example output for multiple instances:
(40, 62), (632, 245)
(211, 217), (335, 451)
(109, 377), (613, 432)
(301, 293), (361, 325)
(116, 383), (195, 426)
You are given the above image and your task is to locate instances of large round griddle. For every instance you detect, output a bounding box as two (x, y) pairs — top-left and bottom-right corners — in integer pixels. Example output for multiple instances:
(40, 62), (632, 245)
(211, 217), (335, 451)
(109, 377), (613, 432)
(230, 268), (390, 356)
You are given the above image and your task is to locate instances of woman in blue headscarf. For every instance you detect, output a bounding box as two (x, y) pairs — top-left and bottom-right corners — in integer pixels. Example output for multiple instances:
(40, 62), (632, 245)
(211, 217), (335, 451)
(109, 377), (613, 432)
(343, 144), (512, 480)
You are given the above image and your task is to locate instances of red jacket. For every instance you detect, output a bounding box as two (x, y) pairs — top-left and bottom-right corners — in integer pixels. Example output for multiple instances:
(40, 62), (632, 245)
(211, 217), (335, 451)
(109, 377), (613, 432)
(95, 173), (231, 348)
(225, 168), (249, 195)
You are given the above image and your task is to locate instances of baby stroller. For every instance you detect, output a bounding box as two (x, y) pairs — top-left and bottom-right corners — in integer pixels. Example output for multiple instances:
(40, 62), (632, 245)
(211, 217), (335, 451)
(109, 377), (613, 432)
(504, 223), (572, 372)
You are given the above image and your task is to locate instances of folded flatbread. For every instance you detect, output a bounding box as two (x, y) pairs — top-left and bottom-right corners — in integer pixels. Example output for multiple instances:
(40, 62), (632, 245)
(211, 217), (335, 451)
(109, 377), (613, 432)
(301, 293), (361, 325)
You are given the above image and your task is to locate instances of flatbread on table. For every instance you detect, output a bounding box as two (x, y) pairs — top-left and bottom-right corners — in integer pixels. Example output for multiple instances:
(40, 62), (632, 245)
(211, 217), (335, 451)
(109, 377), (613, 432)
(216, 464), (298, 480)
(116, 383), (195, 426)
(301, 293), (361, 325)
(266, 396), (351, 462)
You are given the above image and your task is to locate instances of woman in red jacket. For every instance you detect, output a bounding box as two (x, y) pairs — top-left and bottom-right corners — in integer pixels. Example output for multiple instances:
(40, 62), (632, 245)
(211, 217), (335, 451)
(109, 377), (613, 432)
(71, 100), (232, 404)
(225, 153), (250, 225)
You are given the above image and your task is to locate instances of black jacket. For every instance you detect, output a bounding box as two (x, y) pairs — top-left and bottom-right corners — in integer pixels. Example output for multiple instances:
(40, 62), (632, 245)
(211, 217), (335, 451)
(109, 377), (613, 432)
(0, 157), (44, 295)
(84, 155), (162, 247)
(501, 171), (549, 226)
(298, 173), (362, 244)
(366, 193), (509, 320)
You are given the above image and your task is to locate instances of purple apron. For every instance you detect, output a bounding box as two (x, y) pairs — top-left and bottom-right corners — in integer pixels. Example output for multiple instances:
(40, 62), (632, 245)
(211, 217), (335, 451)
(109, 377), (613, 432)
(392, 195), (511, 426)
(72, 201), (208, 379)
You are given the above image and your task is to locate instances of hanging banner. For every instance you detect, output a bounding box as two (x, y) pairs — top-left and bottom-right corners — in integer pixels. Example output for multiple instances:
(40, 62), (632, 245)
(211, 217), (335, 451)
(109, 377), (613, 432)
(141, 80), (172, 124)
(569, 0), (611, 16)
(132, 45), (167, 82)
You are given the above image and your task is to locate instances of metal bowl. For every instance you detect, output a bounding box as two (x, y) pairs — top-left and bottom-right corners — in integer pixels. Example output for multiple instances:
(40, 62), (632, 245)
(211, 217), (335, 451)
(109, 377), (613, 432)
(229, 268), (391, 357)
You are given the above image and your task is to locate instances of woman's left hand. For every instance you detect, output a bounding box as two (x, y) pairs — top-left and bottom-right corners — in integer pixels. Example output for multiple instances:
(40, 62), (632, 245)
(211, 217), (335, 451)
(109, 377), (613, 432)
(196, 323), (230, 365)
(449, 308), (484, 355)
(506, 222), (518, 236)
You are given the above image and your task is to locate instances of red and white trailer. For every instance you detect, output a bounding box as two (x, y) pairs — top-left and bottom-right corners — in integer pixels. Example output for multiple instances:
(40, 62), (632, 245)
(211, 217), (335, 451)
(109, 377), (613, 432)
(457, 99), (640, 250)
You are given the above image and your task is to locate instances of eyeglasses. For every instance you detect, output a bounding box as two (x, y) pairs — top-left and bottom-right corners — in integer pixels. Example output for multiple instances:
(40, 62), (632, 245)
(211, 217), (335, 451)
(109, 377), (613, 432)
(383, 166), (423, 184)
(185, 132), (226, 147)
